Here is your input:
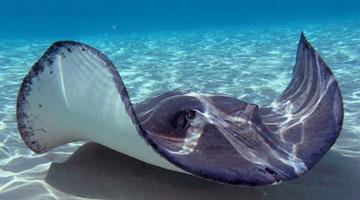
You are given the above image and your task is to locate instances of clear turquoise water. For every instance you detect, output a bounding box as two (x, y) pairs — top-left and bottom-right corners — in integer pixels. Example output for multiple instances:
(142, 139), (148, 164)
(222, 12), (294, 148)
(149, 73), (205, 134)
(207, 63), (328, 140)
(0, 1), (360, 199)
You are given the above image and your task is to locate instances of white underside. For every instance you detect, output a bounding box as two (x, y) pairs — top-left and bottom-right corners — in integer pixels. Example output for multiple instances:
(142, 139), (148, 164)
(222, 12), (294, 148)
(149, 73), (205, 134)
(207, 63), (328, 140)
(24, 44), (183, 172)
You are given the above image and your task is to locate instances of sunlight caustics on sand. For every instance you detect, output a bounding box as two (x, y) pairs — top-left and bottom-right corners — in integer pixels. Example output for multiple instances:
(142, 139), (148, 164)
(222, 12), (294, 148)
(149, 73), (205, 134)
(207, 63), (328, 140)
(0, 18), (360, 199)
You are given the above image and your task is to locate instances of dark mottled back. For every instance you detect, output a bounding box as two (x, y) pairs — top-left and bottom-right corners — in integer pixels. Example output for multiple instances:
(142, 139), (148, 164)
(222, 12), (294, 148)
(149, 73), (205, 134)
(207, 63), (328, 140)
(134, 34), (343, 185)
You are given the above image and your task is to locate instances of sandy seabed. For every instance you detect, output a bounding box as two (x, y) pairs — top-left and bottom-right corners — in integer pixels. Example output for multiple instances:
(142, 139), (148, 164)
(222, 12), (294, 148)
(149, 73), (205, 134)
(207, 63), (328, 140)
(1, 17), (360, 199)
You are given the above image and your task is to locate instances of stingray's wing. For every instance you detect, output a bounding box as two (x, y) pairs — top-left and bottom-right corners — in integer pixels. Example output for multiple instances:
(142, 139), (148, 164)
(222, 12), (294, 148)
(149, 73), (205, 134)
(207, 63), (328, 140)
(16, 41), (134, 152)
(16, 41), (180, 170)
(260, 33), (343, 169)
(132, 34), (343, 186)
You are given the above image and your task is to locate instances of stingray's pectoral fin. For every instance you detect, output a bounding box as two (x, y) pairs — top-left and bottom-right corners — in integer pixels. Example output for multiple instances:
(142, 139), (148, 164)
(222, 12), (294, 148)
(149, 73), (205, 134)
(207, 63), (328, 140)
(260, 33), (344, 172)
(16, 41), (137, 153)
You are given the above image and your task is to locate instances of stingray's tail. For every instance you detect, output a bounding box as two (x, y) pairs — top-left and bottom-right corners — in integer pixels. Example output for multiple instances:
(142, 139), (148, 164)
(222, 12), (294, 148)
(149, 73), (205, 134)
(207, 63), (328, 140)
(260, 33), (344, 171)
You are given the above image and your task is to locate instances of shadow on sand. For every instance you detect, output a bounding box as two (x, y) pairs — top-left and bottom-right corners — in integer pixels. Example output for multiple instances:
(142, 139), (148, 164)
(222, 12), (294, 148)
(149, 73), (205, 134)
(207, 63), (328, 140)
(46, 143), (359, 200)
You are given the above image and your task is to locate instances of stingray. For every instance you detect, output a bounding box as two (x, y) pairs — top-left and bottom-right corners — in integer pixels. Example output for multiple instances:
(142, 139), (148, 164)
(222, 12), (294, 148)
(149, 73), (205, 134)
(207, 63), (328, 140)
(16, 33), (343, 186)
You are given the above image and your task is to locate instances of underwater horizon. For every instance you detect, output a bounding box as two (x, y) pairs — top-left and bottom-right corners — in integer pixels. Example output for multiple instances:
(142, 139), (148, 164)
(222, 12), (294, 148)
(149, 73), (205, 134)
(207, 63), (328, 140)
(1, 1), (360, 199)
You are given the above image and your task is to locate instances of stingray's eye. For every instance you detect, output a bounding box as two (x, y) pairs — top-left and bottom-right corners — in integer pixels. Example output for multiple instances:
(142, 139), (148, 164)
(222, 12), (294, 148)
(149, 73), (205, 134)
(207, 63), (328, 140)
(186, 109), (196, 120)
(170, 111), (187, 129)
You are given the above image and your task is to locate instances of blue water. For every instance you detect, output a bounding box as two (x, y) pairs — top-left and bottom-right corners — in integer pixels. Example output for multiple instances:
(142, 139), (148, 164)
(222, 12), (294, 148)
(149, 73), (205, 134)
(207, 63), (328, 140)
(0, 1), (360, 199)
(1, 0), (360, 38)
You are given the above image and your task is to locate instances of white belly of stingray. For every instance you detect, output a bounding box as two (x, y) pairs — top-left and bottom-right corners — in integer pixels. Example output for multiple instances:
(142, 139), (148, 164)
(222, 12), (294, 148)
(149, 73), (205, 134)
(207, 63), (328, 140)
(16, 41), (182, 172)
